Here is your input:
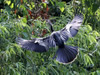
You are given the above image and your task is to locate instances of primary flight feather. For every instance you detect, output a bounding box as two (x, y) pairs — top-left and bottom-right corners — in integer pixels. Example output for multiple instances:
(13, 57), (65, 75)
(16, 14), (83, 64)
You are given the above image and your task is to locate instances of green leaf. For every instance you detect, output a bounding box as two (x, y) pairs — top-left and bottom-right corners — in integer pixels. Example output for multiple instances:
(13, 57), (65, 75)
(0, 26), (9, 34)
(87, 25), (92, 32)
(60, 7), (65, 12)
(56, 2), (65, 7)
(31, 2), (35, 8)
(43, 3), (47, 8)
(16, 72), (20, 75)
(22, 18), (27, 23)
(84, 54), (94, 66)
(93, 31), (100, 37)
(10, 3), (14, 8)
(6, 1), (11, 5)
(87, 35), (97, 44)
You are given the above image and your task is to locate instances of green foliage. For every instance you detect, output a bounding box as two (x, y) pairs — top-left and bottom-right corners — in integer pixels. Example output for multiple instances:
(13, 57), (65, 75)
(73, 0), (100, 31)
(0, 10), (31, 75)
(49, 0), (65, 11)
(0, 0), (100, 75)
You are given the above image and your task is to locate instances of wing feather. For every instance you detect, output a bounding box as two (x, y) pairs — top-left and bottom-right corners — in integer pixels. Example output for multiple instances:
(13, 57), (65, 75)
(16, 38), (47, 52)
(16, 35), (56, 52)
(59, 15), (83, 42)
(16, 15), (83, 52)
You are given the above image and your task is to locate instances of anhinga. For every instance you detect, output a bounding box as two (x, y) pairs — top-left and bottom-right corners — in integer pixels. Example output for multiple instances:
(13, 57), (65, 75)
(16, 14), (83, 64)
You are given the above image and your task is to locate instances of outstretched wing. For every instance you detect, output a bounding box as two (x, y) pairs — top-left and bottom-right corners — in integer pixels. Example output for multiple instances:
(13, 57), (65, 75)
(16, 15), (83, 52)
(59, 14), (83, 42)
(16, 35), (56, 52)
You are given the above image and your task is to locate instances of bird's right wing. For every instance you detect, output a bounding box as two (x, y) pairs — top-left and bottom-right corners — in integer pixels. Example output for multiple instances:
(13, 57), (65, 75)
(16, 35), (56, 52)
(16, 38), (47, 52)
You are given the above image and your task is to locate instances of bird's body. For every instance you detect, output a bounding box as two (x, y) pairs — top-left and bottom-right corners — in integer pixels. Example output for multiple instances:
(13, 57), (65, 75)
(16, 14), (83, 64)
(52, 32), (64, 48)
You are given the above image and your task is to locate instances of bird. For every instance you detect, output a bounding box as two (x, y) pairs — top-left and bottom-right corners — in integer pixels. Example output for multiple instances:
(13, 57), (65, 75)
(16, 14), (83, 64)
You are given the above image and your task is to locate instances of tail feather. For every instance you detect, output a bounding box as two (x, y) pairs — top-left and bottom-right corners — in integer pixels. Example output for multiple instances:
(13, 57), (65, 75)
(55, 45), (78, 64)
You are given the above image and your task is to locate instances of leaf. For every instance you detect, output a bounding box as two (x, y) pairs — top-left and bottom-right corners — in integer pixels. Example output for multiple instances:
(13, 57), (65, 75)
(87, 25), (92, 32)
(18, 15), (21, 18)
(0, 26), (9, 34)
(84, 54), (94, 66)
(6, 1), (11, 5)
(56, 2), (65, 7)
(31, 2), (35, 8)
(10, 3), (14, 8)
(16, 72), (20, 75)
(89, 72), (96, 75)
(10, 47), (16, 54)
(22, 18), (27, 23)
(43, 3), (47, 8)
(60, 7), (65, 12)
(93, 31), (100, 37)
(87, 35), (97, 44)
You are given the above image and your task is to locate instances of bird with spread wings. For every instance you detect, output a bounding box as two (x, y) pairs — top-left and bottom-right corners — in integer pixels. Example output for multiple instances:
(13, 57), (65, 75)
(16, 14), (83, 64)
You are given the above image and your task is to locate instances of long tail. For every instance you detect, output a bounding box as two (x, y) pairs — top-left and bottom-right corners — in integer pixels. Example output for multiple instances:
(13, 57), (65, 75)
(54, 45), (78, 64)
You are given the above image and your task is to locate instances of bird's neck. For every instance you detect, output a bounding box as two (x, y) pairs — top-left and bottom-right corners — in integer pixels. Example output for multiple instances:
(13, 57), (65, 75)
(53, 33), (65, 48)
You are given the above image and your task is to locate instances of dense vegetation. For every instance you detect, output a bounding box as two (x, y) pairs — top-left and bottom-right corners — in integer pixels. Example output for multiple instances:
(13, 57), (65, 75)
(0, 0), (100, 75)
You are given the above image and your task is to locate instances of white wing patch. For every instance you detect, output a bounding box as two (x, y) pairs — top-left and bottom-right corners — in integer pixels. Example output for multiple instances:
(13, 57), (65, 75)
(65, 24), (73, 37)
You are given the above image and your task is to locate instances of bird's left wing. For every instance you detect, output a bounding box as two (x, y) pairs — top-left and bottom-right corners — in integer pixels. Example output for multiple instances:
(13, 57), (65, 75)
(59, 15), (83, 42)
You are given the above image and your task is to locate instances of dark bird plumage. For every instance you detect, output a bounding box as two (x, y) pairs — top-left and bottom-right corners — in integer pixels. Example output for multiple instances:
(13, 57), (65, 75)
(16, 14), (83, 64)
